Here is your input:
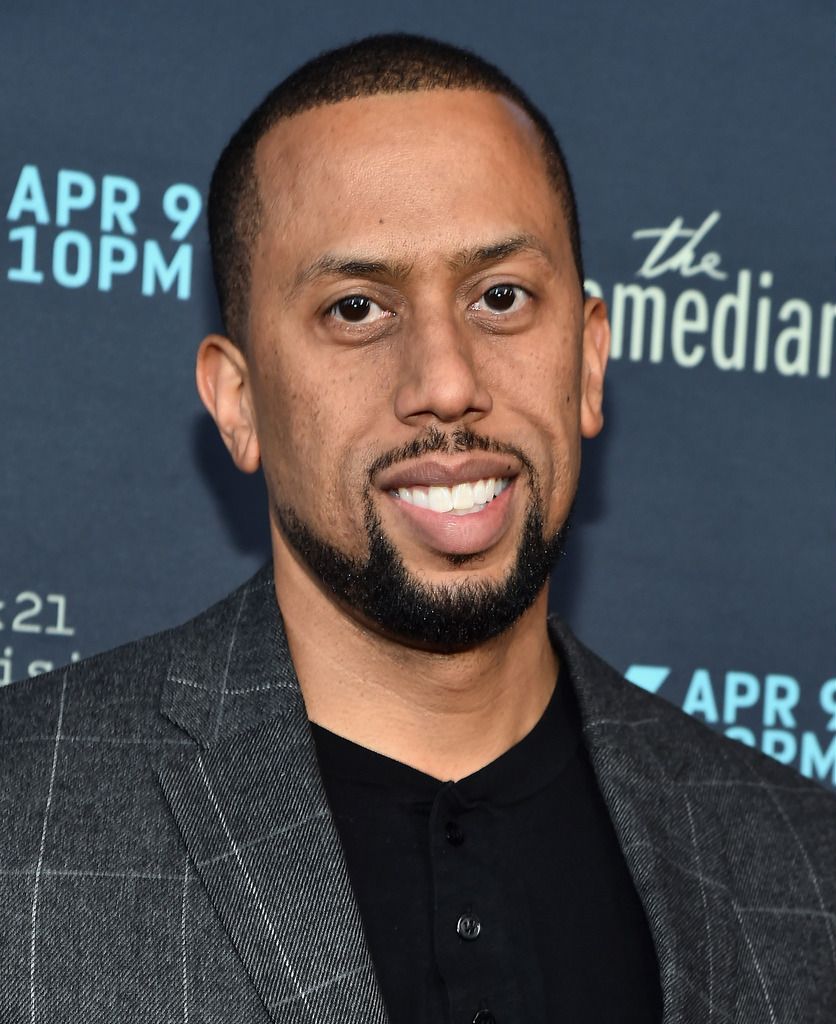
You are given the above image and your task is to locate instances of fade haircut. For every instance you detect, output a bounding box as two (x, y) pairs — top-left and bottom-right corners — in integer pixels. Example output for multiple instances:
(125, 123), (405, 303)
(208, 33), (584, 346)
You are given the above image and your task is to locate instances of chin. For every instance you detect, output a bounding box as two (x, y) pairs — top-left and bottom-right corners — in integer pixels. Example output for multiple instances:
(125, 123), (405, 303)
(273, 494), (570, 651)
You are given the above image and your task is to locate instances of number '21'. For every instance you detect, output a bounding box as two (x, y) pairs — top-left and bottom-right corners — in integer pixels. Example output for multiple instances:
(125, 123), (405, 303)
(2, 592), (75, 636)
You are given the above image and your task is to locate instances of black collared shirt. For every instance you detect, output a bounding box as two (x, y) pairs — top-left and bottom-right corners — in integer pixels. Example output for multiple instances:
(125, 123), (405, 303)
(312, 678), (662, 1023)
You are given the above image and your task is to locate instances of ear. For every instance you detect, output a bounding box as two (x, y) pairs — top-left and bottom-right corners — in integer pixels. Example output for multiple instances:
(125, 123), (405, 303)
(195, 334), (261, 473)
(579, 297), (610, 439)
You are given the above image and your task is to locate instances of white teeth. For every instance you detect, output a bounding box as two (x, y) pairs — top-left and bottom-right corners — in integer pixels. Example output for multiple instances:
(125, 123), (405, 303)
(452, 483), (474, 509)
(428, 486), (454, 512)
(393, 476), (511, 513)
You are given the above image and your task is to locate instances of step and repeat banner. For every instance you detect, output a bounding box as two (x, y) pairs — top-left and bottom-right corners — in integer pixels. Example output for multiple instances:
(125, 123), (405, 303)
(2, 1), (834, 789)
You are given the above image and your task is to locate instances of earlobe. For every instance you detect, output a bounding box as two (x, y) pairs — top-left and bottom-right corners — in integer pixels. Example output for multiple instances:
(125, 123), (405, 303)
(195, 334), (262, 473)
(579, 297), (610, 439)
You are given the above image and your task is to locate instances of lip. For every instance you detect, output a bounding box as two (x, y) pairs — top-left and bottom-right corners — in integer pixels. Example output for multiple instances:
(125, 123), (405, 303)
(384, 475), (518, 557)
(375, 455), (520, 492)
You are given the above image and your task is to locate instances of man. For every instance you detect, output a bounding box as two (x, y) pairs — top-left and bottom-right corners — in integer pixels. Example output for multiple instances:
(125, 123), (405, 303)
(1, 33), (834, 1024)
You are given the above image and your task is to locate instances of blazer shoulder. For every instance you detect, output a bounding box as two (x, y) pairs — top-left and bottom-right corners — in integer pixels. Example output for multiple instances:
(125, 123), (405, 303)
(0, 627), (174, 744)
(550, 616), (836, 823)
(0, 569), (270, 741)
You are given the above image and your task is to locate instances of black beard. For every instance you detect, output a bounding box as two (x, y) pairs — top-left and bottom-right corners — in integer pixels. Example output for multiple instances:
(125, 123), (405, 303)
(273, 430), (569, 652)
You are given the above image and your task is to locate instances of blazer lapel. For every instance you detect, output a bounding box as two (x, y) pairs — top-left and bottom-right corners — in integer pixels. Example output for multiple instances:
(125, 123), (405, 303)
(551, 620), (742, 1024)
(154, 567), (741, 1022)
(155, 568), (388, 1024)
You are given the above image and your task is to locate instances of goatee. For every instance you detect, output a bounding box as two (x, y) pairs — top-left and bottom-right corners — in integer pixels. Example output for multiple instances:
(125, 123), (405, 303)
(273, 431), (568, 652)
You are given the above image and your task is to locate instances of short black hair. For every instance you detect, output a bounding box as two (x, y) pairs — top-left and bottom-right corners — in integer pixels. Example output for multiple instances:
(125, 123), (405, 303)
(208, 33), (584, 345)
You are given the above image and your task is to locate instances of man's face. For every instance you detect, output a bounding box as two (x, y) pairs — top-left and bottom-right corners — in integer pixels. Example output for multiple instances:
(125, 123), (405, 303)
(237, 89), (608, 646)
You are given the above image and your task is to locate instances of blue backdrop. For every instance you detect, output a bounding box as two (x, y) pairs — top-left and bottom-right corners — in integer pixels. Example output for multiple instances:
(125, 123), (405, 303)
(2, 0), (834, 789)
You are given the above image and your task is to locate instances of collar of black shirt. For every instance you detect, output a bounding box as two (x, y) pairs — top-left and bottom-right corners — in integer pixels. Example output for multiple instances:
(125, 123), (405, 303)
(311, 675), (581, 809)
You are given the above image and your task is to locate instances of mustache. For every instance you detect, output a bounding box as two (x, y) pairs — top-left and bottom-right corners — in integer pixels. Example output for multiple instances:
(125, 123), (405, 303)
(367, 426), (537, 482)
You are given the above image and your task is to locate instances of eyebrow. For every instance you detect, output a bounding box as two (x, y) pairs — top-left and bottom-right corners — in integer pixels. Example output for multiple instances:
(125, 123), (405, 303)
(290, 254), (414, 297)
(289, 233), (552, 297)
(446, 234), (553, 271)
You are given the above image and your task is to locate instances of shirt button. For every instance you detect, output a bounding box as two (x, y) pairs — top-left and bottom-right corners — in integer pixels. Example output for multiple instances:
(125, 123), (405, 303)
(445, 821), (465, 845)
(472, 1012), (496, 1024)
(456, 912), (481, 940)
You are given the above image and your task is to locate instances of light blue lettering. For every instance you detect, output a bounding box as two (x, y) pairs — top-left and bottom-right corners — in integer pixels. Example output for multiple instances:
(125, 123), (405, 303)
(761, 729), (797, 765)
(682, 668), (719, 723)
(820, 678), (836, 730)
(723, 671), (760, 724)
(53, 230), (92, 288)
(163, 183), (202, 241)
(100, 175), (140, 234)
(56, 169), (96, 227)
(799, 732), (836, 784)
(6, 164), (50, 223)
(7, 225), (44, 283)
(762, 674), (799, 727)
(98, 235), (138, 291)
(142, 241), (192, 299)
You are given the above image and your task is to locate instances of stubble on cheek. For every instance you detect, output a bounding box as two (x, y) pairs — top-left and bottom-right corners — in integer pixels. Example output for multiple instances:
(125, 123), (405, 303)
(266, 404), (374, 562)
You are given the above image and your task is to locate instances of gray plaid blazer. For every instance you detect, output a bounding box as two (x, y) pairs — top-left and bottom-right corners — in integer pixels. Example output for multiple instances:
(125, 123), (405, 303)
(1, 566), (834, 1023)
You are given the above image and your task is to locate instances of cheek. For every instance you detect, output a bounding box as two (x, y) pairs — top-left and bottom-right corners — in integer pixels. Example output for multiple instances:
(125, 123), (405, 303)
(495, 325), (582, 427)
(492, 333), (583, 516)
(249, 349), (375, 541)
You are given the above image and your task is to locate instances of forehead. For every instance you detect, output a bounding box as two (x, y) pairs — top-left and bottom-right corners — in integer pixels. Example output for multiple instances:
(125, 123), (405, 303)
(251, 90), (566, 275)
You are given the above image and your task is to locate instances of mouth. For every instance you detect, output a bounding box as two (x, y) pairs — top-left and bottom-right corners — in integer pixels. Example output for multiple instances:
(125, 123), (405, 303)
(375, 456), (521, 558)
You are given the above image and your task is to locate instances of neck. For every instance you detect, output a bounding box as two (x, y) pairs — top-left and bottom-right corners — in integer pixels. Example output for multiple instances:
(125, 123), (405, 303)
(271, 538), (559, 781)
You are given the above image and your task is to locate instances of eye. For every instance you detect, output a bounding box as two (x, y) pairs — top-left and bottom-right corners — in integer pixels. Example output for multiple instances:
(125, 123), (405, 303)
(472, 284), (530, 314)
(328, 295), (389, 324)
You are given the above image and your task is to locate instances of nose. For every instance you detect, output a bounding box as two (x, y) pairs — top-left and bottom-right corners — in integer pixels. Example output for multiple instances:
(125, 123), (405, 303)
(393, 314), (493, 427)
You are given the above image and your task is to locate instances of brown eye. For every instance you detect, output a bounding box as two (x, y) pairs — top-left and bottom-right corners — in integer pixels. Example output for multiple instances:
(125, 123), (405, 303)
(328, 295), (389, 326)
(484, 285), (517, 311)
(336, 295), (372, 321)
(476, 284), (529, 314)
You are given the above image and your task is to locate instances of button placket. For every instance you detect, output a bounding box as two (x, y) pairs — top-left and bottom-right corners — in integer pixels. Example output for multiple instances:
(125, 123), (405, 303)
(431, 782), (507, 1024)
